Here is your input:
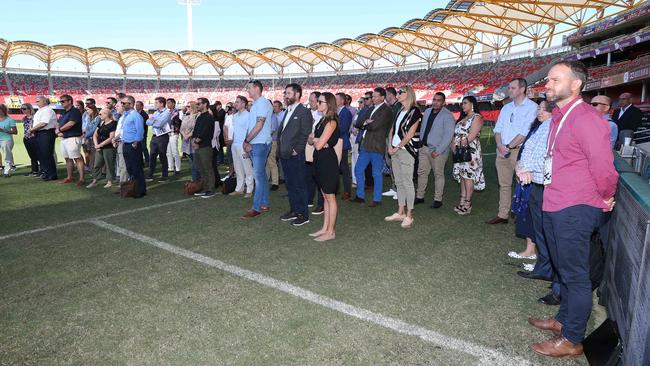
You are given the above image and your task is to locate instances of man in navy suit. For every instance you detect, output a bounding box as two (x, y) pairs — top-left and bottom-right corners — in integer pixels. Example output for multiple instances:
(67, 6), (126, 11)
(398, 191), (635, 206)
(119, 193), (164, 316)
(277, 83), (313, 226)
(336, 92), (353, 200)
(612, 92), (643, 147)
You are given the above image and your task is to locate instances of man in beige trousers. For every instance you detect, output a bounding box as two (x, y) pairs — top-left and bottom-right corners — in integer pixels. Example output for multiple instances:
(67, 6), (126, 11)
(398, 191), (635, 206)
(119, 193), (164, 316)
(415, 92), (456, 208)
(487, 78), (537, 224)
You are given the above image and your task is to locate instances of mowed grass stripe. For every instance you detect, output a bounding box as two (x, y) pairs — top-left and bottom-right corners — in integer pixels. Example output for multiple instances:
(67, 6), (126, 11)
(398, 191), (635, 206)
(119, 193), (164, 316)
(90, 219), (532, 366)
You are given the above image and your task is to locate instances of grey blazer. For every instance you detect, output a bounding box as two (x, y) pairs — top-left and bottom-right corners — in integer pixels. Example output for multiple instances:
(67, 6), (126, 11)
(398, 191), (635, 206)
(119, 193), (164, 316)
(277, 103), (313, 160)
(420, 107), (456, 155)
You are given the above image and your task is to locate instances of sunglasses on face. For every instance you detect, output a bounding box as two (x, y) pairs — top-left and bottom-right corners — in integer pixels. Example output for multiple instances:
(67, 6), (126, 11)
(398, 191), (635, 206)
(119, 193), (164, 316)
(591, 102), (608, 107)
(397, 90), (405, 95)
(318, 100), (327, 105)
(120, 101), (132, 105)
(59, 99), (70, 103)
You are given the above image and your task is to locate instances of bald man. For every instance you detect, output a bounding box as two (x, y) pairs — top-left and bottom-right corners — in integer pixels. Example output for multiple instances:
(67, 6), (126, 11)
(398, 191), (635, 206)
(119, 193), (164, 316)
(590, 95), (618, 149)
(612, 92), (642, 147)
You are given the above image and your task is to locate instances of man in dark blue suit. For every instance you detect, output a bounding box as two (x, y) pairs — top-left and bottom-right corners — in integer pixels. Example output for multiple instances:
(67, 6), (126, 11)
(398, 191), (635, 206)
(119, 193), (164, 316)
(336, 92), (353, 200)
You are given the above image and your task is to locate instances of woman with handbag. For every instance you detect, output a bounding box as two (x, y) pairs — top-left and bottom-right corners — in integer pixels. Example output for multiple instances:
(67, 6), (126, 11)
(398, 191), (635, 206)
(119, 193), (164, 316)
(308, 92), (340, 242)
(384, 86), (421, 228)
(452, 96), (485, 215)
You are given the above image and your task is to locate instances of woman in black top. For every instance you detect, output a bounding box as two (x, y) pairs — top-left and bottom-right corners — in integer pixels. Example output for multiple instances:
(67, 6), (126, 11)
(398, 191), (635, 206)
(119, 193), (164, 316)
(86, 108), (117, 189)
(308, 92), (340, 242)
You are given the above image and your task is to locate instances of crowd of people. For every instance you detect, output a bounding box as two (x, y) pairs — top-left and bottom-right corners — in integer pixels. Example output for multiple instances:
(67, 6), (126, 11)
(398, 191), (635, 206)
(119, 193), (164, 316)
(0, 60), (639, 359)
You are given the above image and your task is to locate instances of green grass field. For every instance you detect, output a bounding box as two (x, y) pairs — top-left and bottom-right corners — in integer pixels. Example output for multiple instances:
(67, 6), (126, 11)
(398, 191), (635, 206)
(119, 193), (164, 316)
(0, 129), (599, 365)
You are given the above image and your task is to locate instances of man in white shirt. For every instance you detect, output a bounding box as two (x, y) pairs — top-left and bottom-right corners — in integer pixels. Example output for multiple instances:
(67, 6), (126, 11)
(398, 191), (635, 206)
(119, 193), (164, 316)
(30, 96), (59, 180)
(487, 78), (537, 224)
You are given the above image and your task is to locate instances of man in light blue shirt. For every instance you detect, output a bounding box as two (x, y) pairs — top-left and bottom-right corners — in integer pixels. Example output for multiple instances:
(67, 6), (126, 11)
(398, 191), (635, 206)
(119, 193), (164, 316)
(242, 80), (274, 218)
(120, 95), (146, 198)
(231, 95), (254, 195)
(488, 78), (537, 224)
(146, 97), (172, 181)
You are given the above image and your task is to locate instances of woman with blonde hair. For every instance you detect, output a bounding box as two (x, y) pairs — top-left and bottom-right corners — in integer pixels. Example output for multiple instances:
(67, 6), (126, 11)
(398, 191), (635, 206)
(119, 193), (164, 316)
(20, 103), (40, 176)
(180, 101), (201, 181)
(86, 108), (117, 188)
(308, 92), (340, 242)
(384, 86), (422, 228)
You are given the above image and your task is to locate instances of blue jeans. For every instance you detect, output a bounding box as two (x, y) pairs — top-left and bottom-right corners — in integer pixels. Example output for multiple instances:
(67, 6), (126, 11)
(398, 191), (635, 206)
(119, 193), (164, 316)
(281, 153), (308, 218)
(188, 153), (201, 182)
(529, 184), (560, 297)
(250, 143), (271, 211)
(544, 204), (602, 344)
(354, 148), (384, 202)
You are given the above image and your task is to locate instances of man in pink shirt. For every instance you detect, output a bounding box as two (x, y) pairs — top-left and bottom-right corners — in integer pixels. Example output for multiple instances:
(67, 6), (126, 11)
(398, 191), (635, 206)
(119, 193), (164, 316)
(528, 61), (618, 358)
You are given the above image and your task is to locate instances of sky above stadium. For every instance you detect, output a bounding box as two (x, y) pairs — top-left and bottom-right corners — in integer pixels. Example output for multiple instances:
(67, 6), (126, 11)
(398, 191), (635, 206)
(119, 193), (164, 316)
(3, 0), (445, 52)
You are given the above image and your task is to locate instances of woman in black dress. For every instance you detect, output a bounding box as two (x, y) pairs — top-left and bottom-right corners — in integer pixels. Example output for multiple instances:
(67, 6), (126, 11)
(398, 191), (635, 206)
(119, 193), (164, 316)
(308, 92), (340, 242)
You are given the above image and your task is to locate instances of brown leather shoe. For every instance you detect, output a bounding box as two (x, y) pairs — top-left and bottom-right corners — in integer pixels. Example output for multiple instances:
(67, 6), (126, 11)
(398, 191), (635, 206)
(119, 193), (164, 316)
(530, 336), (583, 358)
(341, 192), (350, 201)
(368, 201), (381, 208)
(260, 206), (270, 212)
(241, 209), (261, 219)
(528, 317), (562, 335)
(486, 216), (509, 224)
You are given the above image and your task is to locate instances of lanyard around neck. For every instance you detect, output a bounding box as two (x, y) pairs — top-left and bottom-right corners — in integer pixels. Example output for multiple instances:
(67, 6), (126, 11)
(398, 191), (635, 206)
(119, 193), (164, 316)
(546, 99), (582, 158)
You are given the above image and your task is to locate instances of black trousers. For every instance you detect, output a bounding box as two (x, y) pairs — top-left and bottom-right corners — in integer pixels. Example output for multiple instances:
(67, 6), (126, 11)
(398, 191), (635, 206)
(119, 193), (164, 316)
(148, 134), (169, 178)
(36, 129), (57, 179)
(339, 149), (351, 195)
(212, 147), (222, 188)
(24, 137), (40, 173)
(123, 141), (146, 196)
(305, 162), (324, 207)
(142, 137), (149, 164)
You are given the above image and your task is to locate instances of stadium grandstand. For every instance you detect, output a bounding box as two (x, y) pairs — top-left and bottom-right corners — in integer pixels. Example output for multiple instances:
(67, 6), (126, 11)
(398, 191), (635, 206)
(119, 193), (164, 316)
(2, 1), (650, 365)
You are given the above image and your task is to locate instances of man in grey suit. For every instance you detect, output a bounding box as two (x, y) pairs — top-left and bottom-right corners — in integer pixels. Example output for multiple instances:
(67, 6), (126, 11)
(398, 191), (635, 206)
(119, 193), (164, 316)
(352, 87), (393, 207)
(277, 83), (313, 226)
(415, 92), (456, 208)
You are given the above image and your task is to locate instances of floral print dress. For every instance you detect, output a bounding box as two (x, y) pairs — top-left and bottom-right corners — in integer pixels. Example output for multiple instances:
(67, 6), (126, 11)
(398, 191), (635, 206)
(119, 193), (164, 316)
(452, 114), (485, 190)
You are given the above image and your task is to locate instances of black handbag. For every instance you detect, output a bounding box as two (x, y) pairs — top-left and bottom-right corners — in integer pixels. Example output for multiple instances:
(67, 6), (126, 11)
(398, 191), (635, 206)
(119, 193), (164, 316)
(453, 139), (472, 163)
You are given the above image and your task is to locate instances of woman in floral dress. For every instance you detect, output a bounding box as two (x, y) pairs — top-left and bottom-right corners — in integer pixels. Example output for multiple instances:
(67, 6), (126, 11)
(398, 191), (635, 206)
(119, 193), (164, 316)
(452, 95), (485, 215)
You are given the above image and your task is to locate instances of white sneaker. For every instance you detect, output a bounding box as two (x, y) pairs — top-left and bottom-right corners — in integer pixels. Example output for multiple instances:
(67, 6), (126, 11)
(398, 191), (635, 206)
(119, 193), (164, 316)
(508, 251), (537, 260)
(522, 263), (535, 272)
(86, 181), (97, 189)
(382, 189), (397, 197)
(393, 195), (398, 200)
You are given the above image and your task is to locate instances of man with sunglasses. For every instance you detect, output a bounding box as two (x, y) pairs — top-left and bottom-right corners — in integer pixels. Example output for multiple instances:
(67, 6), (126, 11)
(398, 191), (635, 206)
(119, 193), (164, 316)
(591, 95), (617, 149)
(30, 96), (58, 181)
(191, 98), (216, 198)
(120, 96), (146, 198)
(57, 95), (86, 186)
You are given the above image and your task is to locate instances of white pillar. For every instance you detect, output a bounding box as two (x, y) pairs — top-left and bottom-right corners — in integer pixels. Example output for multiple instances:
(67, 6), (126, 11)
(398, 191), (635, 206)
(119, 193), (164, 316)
(186, 2), (193, 50)
(607, 52), (611, 66)
(642, 80), (648, 103)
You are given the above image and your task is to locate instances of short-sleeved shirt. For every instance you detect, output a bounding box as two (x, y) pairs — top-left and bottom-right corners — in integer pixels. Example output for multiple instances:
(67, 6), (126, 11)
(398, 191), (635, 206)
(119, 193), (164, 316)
(224, 113), (234, 141)
(232, 110), (250, 146)
(248, 97), (274, 145)
(0, 117), (16, 141)
(58, 107), (83, 138)
(33, 105), (58, 130)
(96, 121), (117, 149)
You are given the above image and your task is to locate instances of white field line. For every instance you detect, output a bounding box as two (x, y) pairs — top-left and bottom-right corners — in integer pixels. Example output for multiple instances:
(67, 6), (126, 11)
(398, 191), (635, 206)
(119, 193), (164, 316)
(0, 198), (196, 241)
(91, 219), (533, 366)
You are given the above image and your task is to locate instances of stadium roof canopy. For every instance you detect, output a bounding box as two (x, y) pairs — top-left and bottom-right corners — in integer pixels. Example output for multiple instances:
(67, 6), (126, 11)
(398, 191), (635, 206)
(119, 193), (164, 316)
(0, 0), (642, 76)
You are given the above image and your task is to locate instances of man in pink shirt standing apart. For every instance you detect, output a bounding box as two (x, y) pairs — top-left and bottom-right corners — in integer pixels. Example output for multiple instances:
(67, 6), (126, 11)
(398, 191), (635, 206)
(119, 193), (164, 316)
(527, 61), (618, 358)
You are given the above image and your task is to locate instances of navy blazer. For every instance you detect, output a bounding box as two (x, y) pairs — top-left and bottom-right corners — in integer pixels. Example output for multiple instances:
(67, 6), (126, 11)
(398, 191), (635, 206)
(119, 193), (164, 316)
(338, 107), (352, 150)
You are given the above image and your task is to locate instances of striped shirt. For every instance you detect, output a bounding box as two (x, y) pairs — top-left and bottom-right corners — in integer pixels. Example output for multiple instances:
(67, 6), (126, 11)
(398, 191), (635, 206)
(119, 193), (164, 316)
(518, 118), (551, 184)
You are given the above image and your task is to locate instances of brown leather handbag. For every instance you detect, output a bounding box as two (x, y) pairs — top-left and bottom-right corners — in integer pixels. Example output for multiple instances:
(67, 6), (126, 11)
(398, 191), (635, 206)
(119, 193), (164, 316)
(120, 180), (137, 198)
(184, 180), (203, 195)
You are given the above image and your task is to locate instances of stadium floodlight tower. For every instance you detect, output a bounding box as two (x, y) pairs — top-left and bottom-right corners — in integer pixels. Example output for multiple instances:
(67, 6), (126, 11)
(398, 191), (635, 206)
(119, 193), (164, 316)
(178, 0), (202, 50)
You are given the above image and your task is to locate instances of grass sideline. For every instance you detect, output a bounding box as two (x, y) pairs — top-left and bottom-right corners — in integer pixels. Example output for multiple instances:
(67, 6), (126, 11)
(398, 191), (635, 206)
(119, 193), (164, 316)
(0, 133), (593, 365)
